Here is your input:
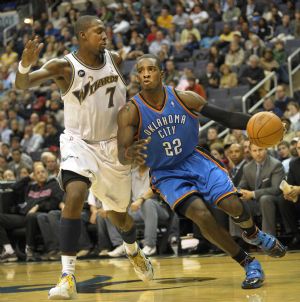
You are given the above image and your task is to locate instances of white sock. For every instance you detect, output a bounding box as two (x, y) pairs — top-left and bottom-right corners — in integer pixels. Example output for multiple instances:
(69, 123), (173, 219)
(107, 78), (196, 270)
(3, 244), (14, 254)
(61, 255), (77, 275)
(124, 242), (138, 255)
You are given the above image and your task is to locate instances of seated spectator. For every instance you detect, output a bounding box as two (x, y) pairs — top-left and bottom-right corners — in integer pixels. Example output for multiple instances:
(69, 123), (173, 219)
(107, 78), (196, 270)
(87, 192), (123, 257)
(184, 33), (200, 55)
(222, 0), (241, 23)
(198, 62), (220, 88)
(278, 139), (300, 249)
(206, 126), (222, 148)
(219, 23), (234, 44)
(257, 17), (273, 41)
(21, 125), (44, 155)
(240, 55), (265, 88)
(10, 119), (24, 142)
(112, 14), (130, 34)
(45, 153), (59, 178)
(274, 85), (292, 114)
(185, 76), (206, 99)
(1, 143), (12, 162)
(277, 141), (291, 174)
(245, 34), (265, 60)
(172, 4), (189, 30)
(239, 143), (285, 236)
(208, 45), (225, 68)
(273, 39), (286, 65)
(291, 9), (300, 38)
(0, 120), (13, 145)
(274, 14), (293, 38)
(30, 113), (45, 136)
(260, 48), (279, 73)
(0, 155), (8, 174)
(262, 97), (282, 117)
(164, 60), (180, 85)
(284, 101), (300, 131)
(127, 166), (170, 256)
(8, 148), (32, 180)
(219, 64), (238, 88)
(180, 19), (201, 45)
(200, 27), (220, 49)
(1, 44), (18, 68)
(3, 169), (16, 181)
(126, 34), (148, 60)
(190, 3), (209, 25)
(170, 42), (190, 62)
(225, 41), (245, 69)
(156, 5), (173, 30)
(149, 31), (170, 56)
(0, 164), (63, 262)
(210, 142), (229, 169)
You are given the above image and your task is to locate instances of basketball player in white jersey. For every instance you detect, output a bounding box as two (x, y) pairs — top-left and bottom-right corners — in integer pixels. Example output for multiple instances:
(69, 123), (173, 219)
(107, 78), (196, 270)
(15, 15), (153, 300)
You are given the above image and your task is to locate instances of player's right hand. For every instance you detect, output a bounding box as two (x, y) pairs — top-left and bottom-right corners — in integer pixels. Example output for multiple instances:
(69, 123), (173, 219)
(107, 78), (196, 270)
(125, 137), (151, 165)
(21, 36), (44, 67)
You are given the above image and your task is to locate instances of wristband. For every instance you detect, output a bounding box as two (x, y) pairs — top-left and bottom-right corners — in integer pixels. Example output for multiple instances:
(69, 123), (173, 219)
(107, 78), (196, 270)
(18, 61), (31, 74)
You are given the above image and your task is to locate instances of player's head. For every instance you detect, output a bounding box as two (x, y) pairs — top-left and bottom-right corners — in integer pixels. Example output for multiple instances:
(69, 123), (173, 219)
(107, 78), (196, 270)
(74, 15), (107, 54)
(136, 54), (164, 90)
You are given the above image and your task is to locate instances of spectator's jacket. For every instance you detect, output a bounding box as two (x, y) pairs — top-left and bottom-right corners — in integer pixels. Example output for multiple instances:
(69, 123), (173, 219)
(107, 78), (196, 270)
(12, 176), (63, 215)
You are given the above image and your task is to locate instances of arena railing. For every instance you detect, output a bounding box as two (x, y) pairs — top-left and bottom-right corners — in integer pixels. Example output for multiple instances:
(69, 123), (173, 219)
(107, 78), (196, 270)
(288, 47), (300, 97)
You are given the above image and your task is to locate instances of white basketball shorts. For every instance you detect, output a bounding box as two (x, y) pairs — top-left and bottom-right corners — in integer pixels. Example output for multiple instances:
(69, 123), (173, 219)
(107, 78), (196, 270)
(59, 132), (131, 212)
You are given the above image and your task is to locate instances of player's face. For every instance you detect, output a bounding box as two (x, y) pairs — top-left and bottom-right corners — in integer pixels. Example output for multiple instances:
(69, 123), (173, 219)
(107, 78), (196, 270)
(84, 20), (107, 53)
(136, 58), (163, 90)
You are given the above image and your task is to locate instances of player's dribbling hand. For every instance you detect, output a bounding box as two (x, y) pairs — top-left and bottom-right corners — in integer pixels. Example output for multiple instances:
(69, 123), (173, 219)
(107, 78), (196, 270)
(125, 137), (151, 165)
(21, 36), (44, 67)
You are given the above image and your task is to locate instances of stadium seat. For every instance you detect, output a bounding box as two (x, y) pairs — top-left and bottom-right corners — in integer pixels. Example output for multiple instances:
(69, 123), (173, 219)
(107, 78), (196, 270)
(175, 61), (195, 71)
(229, 85), (250, 111)
(207, 88), (232, 110)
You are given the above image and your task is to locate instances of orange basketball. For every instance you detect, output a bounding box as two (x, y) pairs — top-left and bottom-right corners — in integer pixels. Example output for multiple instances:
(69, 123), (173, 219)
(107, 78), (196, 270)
(246, 112), (284, 148)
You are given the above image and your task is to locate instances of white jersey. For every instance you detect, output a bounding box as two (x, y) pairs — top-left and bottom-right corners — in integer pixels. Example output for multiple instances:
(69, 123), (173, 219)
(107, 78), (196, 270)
(61, 50), (127, 141)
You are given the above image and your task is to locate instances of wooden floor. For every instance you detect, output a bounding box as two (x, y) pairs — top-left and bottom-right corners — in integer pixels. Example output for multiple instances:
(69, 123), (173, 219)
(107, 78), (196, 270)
(0, 252), (299, 302)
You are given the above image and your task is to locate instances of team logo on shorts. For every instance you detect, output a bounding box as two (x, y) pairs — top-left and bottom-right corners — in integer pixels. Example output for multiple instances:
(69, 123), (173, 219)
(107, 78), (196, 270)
(78, 70), (85, 77)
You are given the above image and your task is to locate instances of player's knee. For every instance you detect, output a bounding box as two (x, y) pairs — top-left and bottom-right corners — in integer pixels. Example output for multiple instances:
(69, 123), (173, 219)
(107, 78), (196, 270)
(218, 195), (243, 217)
(107, 211), (132, 231)
(63, 188), (87, 218)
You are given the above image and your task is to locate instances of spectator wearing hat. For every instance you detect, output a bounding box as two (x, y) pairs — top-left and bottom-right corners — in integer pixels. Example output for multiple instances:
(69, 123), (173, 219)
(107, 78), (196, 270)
(225, 41), (245, 69)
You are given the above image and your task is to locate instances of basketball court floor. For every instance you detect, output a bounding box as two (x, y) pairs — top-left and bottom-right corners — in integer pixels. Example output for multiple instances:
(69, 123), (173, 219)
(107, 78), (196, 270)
(0, 251), (299, 302)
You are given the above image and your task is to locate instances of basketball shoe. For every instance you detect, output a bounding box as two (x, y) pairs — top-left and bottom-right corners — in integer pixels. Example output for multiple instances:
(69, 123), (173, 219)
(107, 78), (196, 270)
(48, 273), (77, 300)
(242, 259), (265, 289)
(126, 245), (154, 282)
(242, 229), (286, 257)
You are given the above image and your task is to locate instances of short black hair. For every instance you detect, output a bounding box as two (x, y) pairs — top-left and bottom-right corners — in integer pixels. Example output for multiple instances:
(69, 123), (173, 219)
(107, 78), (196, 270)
(74, 15), (100, 38)
(136, 54), (162, 71)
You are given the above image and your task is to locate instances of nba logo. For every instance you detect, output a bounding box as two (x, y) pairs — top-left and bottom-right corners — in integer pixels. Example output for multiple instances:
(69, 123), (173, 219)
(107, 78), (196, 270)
(78, 70), (85, 77)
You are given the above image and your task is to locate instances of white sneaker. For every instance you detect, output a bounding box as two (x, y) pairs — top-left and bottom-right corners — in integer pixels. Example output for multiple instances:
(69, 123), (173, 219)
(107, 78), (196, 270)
(126, 245), (154, 282)
(48, 273), (77, 300)
(142, 245), (157, 256)
(107, 245), (125, 258)
(76, 249), (90, 258)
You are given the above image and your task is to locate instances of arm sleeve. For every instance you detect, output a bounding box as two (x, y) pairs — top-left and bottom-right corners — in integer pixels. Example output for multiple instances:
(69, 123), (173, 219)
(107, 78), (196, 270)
(200, 103), (251, 130)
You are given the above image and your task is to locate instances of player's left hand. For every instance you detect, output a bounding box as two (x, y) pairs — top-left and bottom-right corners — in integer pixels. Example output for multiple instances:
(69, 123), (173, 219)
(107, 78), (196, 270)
(125, 137), (151, 165)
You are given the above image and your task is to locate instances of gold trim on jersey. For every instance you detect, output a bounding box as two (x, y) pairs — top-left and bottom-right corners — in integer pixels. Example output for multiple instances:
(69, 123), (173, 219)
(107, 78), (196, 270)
(71, 52), (106, 70)
(61, 56), (75, 97)
(108, 51), (127, 86)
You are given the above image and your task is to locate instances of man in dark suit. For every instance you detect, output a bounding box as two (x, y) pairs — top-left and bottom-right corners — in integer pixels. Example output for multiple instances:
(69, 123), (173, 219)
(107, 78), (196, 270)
(278, 139), (300, 249)
(238, 144), (285, 236)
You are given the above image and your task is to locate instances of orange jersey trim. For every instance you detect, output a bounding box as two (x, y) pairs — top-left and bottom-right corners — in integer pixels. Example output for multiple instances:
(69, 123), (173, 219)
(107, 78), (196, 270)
(138, 86), (168, 113)
(214, 189), (238, 206)
(172, 190), (199, 209)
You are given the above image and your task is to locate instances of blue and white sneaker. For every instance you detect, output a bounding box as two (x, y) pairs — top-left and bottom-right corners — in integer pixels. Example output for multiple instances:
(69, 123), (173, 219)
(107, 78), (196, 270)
(242, 230), (286, 258)
(242, 259), (265, 289)
(48, 273), (77, 300)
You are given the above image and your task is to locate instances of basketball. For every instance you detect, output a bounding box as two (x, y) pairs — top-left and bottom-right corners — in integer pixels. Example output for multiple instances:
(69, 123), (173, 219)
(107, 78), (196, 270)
(246, 112), (284, 148)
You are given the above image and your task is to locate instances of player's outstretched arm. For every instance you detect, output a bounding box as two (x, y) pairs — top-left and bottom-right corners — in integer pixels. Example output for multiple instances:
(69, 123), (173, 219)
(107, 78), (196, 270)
(15, 36), (67, 90)
(117, 102), (150, 166)
(176, 90), (251, 130)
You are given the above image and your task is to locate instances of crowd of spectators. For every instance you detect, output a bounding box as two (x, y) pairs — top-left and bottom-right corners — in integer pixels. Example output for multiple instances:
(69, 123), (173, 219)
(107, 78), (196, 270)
(0, 0), (300, 262)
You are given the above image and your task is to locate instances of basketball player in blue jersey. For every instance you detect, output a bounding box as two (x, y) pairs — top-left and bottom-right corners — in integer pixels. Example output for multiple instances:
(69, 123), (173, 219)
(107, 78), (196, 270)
(117, 54), (286, 289)
(15, 16), (153, 300)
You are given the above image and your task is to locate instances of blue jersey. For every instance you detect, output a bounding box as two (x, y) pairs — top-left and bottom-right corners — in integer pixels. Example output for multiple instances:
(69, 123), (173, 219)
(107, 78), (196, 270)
(132, 86), (199, 169)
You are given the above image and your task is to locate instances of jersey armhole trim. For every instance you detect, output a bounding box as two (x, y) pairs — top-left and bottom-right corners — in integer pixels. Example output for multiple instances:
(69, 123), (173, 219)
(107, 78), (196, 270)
(108, 51), (127, 87)
(172, 88), (199, 119)
(130, 98), (142, 140)
(61, 56), (75, 97)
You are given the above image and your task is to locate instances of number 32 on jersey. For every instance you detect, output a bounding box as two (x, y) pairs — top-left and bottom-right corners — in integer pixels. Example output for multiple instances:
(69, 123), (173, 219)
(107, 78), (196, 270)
(162, 138), (182, 156)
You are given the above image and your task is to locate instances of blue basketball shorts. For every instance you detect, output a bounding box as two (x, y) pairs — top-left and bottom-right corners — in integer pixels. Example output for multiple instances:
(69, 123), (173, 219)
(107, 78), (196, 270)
(150, 148), (237, 210)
